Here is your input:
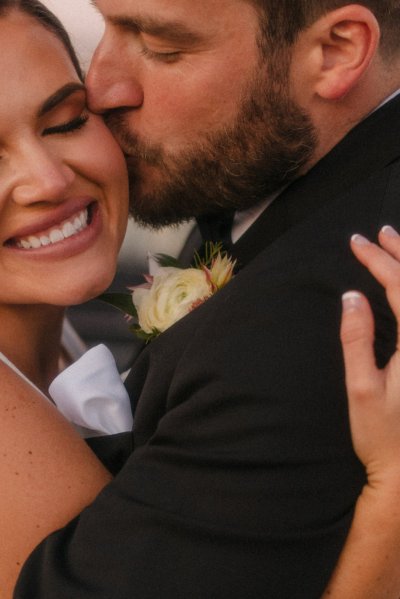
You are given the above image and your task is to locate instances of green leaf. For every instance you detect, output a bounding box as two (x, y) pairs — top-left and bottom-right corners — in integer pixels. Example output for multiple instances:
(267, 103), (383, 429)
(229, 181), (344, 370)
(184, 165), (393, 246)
(129, 323), (160, 343)
(193, 241), (224, 269)
(154, 253), (183, 268)
(97, 293), (138, 318)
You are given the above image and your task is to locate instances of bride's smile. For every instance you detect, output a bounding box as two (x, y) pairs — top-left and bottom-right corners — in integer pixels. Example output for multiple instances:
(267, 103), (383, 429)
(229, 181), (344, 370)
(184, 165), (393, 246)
(0, 10), (129, 307)
(13, 205), (90, 250)
(7, 199), (100, 258)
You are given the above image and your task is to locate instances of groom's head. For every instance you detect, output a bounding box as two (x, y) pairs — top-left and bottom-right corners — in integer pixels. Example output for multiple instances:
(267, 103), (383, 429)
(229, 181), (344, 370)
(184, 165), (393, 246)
(87, 1), (400, 228)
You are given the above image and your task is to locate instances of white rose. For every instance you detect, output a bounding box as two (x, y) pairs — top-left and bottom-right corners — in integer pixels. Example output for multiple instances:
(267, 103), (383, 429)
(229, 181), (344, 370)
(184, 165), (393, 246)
(132, 267), (212, 334)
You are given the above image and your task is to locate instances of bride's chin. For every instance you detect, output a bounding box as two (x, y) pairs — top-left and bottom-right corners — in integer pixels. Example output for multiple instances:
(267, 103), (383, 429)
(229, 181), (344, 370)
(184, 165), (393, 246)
(51, 271), (116, 307)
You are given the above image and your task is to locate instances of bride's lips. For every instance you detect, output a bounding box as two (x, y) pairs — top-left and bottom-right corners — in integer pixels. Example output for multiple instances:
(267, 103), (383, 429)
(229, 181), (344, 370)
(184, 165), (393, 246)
(4, 197), (103, 260)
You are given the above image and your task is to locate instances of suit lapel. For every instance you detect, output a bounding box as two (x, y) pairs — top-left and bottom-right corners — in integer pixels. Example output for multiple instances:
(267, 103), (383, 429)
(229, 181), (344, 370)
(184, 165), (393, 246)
(231, 94), (400, 269)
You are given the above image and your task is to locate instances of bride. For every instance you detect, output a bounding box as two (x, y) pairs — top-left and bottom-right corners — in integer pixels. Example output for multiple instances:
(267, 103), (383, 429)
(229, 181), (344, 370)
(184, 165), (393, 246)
(0, 0), (399, 597)
(0, 0), (128, 396)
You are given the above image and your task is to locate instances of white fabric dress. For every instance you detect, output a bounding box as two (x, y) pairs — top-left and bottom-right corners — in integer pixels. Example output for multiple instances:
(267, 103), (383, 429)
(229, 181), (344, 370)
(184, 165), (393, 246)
(0, 343), (133, 439)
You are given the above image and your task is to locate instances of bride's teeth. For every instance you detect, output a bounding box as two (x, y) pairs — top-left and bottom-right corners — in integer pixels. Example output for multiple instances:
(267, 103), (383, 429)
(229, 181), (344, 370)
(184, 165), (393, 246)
(15, 206), (91, 249)
(28, 236), (41, 249)
(49, 229), (64, 244)
(80, 209), (88, 226)
(62, 222), (75, 238)
(40, 235), (51, 247)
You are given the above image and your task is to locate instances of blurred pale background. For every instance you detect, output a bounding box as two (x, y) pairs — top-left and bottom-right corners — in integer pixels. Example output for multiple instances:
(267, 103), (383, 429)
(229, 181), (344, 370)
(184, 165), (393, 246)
(40, 0), (105, 70)
(41, 0), (194, 368)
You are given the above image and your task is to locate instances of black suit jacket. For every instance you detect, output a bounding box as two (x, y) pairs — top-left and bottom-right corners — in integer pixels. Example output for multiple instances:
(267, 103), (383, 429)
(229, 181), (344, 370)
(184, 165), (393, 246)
(15, 96), (400, 598)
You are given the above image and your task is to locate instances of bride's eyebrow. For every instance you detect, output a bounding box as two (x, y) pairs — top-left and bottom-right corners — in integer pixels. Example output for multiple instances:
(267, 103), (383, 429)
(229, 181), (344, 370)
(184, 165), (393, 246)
(38, 83), (86, 118)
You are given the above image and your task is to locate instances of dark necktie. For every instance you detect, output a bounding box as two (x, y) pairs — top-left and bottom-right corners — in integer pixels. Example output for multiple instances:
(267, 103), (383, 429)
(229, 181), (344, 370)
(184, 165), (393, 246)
(196, 212), (235, 253)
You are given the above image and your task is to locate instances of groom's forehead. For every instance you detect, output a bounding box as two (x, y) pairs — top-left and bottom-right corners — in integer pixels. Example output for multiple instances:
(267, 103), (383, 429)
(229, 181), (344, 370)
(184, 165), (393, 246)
(89, 0), (250, 20)
(88, 0), (262, 56)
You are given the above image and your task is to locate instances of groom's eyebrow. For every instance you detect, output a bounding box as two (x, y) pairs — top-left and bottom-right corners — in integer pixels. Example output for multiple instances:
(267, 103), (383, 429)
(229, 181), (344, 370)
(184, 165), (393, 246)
(108, 15), (204, 45)
(38, 83), (86, 117)
(89, 1), (204, 46)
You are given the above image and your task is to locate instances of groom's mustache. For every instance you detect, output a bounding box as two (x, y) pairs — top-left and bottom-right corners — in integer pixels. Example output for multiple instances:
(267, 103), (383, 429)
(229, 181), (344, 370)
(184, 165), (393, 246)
(104, 109), (165, 167)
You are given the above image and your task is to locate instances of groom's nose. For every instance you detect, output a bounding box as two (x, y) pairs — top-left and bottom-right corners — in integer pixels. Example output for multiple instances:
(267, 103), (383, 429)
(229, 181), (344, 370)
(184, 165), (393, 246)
(86, 34), (144, 114)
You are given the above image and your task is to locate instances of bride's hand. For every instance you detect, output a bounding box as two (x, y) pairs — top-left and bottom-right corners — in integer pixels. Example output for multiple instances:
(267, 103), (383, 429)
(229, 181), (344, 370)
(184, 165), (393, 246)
(341, 225), (400, 487)
(320, 226), (400, 599)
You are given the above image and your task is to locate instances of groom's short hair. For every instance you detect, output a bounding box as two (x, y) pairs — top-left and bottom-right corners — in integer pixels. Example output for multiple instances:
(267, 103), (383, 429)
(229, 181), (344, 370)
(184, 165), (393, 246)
(250, 1), (400, 59)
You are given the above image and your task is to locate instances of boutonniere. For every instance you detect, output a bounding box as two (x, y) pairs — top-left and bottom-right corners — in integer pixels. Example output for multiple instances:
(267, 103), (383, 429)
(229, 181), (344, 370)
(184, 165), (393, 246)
(99, 243), (236, 342)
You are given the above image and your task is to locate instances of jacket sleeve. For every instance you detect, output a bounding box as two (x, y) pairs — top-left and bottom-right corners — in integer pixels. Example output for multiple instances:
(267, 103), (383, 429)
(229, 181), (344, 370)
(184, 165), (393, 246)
(14, 246), (373, 599)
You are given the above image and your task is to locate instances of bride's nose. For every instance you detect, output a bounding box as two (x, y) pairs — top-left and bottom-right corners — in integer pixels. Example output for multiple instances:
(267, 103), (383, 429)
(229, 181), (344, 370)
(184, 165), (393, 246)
(12, 146), (75, 206)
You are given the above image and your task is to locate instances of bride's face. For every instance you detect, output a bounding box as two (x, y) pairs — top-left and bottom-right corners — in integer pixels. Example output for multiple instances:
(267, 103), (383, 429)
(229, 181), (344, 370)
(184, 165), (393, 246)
(0, 11), (129, 307)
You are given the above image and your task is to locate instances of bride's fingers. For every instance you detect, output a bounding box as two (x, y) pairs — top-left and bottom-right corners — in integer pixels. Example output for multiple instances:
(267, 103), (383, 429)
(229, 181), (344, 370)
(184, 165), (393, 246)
(351, 234), (400, 297)
(378, 226), (400, 261)
(340, 291), (381, 400)
(377, 227), (400, 328)
(351, 233), (400, 348)
(351, 234), (400, 282)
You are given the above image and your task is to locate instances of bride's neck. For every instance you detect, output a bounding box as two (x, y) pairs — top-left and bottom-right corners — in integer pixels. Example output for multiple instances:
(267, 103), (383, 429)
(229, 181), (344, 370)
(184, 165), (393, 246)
(0, 304), (64, 395)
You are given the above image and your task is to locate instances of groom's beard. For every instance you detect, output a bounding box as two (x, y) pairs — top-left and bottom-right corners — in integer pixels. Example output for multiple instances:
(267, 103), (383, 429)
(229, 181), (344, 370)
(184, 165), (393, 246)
(105, 74), (317, 229)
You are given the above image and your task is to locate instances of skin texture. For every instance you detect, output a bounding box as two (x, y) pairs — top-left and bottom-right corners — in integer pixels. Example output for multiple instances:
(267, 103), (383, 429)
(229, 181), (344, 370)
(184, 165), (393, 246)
(0, 360), (112, 599)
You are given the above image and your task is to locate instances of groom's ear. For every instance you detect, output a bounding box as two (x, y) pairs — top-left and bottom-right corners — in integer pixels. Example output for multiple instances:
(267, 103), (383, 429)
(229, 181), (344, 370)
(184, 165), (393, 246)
(292, 4), (380, 101)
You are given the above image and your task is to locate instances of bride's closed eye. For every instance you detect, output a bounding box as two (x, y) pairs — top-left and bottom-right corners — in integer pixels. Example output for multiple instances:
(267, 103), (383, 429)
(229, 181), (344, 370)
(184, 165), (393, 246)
(42, 112), (89, 136)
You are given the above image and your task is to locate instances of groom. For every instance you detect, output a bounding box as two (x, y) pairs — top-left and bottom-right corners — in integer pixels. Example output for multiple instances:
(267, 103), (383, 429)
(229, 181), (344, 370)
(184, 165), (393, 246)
(13, 0), (400, 597)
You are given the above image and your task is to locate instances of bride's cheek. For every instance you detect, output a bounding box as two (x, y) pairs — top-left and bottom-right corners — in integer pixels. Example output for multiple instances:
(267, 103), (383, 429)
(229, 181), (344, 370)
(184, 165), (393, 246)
(82, 132), (127, 186)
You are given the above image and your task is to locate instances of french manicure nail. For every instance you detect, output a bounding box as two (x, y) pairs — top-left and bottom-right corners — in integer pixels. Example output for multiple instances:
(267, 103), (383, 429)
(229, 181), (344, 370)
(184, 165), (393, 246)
(351, 234), (370, 246)
(342, 291), (363, 311)
(381, 225), (400, 238)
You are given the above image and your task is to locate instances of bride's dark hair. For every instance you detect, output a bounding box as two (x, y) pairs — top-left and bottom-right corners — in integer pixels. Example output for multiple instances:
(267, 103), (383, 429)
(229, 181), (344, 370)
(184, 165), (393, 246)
(0, 0), (83, 80)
